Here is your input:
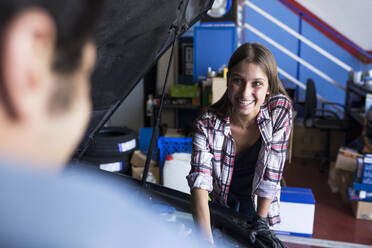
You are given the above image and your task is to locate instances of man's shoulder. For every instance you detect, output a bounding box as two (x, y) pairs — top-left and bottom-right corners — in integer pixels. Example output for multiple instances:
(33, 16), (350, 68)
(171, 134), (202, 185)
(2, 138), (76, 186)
(0, 161), (199, 247)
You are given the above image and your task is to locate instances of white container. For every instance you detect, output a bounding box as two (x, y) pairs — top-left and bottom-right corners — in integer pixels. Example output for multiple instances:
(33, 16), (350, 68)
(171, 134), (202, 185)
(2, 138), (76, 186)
(272, 187), (315, 237)
(163, 153), (191, 194)
(353, 71), (363, 85)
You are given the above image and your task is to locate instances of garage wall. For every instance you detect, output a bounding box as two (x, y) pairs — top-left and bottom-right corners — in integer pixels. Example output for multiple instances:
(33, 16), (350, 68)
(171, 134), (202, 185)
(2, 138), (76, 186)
(156, 42), (179, 128)
(106, 79), (144, 133)
(107, 42), (180, 132)
(242, 0), (371, 107)
(157, 43), (178, 95)
(296, 0), (372, 51)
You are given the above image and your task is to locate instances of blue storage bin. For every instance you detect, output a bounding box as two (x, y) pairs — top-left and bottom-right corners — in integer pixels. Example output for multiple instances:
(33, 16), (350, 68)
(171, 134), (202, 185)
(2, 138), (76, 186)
(157, 137), (192, 183)
(274, 187), (315, 237)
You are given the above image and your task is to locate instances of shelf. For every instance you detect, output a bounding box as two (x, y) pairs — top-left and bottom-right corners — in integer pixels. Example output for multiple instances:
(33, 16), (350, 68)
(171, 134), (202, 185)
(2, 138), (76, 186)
(348, 111), (364, 125)
(347, 80), (372, 97)
(153, 103), (201, 129)
(345, 80), (368, 126)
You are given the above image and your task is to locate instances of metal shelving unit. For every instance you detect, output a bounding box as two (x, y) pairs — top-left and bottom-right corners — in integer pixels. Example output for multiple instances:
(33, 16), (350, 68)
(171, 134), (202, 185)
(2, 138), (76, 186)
(345, 80), (372, 125)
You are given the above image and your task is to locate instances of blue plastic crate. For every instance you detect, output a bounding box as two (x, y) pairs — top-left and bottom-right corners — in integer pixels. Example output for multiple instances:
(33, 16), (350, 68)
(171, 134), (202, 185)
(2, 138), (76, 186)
(157, 137), (192, 183)
(158, 137), (192, 167)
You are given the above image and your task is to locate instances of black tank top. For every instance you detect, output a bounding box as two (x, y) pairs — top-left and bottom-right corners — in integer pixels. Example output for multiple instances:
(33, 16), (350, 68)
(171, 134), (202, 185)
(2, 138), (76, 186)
(229, 137), (262, 200)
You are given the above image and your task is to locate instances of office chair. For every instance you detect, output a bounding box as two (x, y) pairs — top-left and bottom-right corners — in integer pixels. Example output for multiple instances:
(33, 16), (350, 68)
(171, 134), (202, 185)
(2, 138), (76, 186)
(303, 79), (349, 171)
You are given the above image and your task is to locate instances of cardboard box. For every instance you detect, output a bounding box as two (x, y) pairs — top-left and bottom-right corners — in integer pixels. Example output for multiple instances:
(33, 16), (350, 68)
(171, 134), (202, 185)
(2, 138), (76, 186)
(330, 131), (346, 159)
(339, 170), (353, 203)
(352, 201), (372, 220)
(293, 123), (326, 158)
(131, 166), (159, 184)
(272, 187), (315, 237)
(328, 161), (354, 200)
(328, 162), (339, 192)
(211, 77), (227, 104)
(130, 150), (159, 183)
(293, 123), (345, 159)
(130, 150), (156, 168)
(328, 161), (353, 203)
(335, 147), (362, 172)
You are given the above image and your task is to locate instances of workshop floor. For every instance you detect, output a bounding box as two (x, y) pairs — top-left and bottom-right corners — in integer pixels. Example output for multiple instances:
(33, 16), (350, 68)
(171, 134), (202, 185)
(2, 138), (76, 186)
(282, 158), (372, 248)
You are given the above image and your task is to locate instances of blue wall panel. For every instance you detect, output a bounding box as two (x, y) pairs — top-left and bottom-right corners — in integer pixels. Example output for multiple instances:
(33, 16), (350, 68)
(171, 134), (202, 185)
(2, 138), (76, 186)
(242, 0), (364, 106)
(192, 0), (371, 106)
(194, 26), (236, 80)
(299, 66), (344, 104)
(247, 0), (299, 31)
(243, 30), (298, 80)
(301, 20), (351, 79)
(297, 21), (350, 104)
(243, 0), (299, 79)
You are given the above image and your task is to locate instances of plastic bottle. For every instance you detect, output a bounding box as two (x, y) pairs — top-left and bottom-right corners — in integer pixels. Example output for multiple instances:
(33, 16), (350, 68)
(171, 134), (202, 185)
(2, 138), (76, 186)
(163, 153), (191, 194)
(146, 94), (154, 127)
(146, 94), (154, 117)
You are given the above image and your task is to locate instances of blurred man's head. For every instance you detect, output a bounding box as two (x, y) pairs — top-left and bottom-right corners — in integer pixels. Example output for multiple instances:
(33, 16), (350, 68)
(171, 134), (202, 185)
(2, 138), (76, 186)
(0, 0), (102, 168)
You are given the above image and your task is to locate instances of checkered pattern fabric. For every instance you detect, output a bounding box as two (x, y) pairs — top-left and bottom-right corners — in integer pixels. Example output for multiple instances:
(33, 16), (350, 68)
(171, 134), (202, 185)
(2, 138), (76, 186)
(187, 94), (293, 225)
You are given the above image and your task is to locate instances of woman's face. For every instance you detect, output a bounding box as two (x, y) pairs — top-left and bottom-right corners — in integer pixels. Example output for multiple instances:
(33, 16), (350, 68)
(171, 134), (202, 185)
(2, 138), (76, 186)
(228, 61), (270, 119)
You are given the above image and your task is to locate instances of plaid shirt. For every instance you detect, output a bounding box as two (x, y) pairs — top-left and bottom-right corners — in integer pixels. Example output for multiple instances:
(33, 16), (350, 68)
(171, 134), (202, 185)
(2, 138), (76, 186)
(187, 94), (293, 226)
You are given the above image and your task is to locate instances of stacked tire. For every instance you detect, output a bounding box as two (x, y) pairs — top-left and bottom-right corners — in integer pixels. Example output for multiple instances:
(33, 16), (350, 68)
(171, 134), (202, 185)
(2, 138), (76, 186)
(80, 126), (137, 175)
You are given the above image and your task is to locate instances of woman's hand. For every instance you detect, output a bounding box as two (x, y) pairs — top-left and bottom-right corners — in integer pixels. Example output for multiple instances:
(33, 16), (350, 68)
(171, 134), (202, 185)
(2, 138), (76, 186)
(248, 197), (286, 247)
(248, 215), (287, 248)
(191, 188), (214, 244)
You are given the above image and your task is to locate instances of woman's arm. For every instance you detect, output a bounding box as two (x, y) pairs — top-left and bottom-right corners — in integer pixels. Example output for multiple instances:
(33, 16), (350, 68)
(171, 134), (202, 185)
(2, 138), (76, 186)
(254, 96), (293, 224)
(256, 196), (272, 218)
(188, 116), (215, 243)
(191, 188), (214, 244)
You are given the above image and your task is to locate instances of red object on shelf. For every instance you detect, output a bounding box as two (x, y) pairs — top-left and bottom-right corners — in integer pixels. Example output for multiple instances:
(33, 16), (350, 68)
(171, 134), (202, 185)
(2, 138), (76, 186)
(165, 155), (173, 161)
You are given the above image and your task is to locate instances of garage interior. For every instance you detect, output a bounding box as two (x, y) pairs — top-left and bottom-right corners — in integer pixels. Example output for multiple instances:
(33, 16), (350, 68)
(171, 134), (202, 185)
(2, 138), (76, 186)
(83, 0), (372, 247)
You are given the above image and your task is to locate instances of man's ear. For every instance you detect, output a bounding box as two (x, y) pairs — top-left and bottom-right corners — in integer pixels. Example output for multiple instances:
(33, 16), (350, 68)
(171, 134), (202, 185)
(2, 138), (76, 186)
(1, 8), (56, 120)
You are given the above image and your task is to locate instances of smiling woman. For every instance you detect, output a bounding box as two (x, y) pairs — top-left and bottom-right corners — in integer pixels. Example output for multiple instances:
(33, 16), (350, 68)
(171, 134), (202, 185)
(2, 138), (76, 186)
(187, 42), (293, 247)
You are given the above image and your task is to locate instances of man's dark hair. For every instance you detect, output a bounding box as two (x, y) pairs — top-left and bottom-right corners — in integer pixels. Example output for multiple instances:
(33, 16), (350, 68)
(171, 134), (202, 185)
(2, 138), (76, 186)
(0, 0), (103, 73)
(0, 0), (103, 116)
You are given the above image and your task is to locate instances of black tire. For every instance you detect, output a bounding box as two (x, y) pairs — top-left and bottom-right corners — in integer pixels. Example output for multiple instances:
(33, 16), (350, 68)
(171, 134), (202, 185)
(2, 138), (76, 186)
(85, 126), (137, 157)
(80, 154), (131, 174)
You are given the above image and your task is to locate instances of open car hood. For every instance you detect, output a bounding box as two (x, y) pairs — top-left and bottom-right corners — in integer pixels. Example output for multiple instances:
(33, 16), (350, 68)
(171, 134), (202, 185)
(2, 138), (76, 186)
(77, 0), (214, 153)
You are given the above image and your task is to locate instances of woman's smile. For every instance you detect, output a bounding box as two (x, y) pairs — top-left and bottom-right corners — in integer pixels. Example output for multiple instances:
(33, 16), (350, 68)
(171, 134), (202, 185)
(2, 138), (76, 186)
(237, 98), (255, 109)
(238, 99), (254, 105)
